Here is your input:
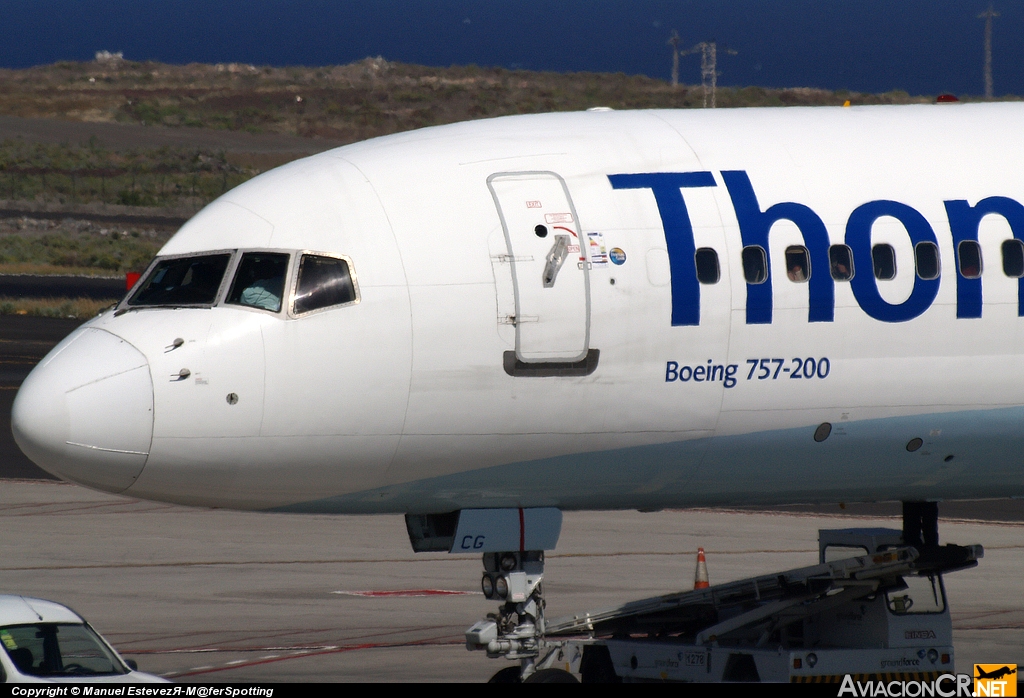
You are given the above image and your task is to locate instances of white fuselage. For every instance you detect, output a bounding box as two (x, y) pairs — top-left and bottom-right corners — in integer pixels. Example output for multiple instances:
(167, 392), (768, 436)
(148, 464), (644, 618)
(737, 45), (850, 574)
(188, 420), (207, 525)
(12, 104), (1024, 513)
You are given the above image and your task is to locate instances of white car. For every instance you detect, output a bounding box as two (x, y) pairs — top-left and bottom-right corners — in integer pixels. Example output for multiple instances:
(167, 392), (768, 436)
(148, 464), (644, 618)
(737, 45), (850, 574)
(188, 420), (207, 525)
(0, 596), (167, 683)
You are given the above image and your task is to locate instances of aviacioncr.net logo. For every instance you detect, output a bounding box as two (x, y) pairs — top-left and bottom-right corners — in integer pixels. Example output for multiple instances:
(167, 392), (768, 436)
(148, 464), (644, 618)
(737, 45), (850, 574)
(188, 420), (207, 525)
(838, 673), (973, 697)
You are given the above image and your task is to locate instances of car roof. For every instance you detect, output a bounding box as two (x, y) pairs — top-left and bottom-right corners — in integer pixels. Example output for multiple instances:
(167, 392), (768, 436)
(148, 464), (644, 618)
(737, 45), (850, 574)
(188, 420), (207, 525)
(0, 596), (83, 625)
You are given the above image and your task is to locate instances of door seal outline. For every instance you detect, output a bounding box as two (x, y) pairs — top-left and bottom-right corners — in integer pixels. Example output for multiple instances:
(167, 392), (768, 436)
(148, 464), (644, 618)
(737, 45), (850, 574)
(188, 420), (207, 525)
(487, 171), (592, 364)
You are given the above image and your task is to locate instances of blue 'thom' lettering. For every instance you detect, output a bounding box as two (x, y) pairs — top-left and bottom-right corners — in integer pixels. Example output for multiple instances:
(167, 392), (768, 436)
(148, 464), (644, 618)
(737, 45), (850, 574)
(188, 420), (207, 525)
(722, 171), (834, 324)
(846, 200), (939, 322)
(608, 172), (716, 326)
(944, 197), (1024, 318)
(611, 168), (1024, 327)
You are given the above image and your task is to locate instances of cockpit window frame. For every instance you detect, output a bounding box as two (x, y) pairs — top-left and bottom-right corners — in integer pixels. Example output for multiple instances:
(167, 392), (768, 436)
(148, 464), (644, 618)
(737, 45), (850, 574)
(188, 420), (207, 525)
(118, 248), (360, 318)
(119, 248), (237, 312)
(288, 250), (361, 319)
(221, 249), (294, 316)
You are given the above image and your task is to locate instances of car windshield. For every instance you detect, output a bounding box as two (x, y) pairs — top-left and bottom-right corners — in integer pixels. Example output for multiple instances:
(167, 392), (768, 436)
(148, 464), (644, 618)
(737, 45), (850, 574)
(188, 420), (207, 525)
(0, 623), (127, 677)
(129, 253), (231, 307)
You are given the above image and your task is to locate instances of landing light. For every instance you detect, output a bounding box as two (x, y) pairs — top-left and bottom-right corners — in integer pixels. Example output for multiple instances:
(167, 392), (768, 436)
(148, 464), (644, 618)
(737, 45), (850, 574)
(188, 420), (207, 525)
(495, 576), (509, 599)
(500, 553), (517, 572)
(481, 574), (494, 598)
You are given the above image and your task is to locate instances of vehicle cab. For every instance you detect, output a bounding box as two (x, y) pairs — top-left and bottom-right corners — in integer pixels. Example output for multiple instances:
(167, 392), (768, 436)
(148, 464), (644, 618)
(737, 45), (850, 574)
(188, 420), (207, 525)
(0, 596), (166, 683)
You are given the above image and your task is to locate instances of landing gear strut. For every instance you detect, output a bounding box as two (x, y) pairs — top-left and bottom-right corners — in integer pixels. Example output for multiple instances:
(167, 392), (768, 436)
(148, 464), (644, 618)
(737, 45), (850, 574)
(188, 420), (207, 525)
(467, 550), (564, 682)
(902, 501), (938, 548)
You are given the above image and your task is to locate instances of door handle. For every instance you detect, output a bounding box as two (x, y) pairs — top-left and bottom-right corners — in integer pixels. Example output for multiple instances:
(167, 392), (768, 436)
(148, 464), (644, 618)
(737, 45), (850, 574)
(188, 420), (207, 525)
(542, 234), (571, 288)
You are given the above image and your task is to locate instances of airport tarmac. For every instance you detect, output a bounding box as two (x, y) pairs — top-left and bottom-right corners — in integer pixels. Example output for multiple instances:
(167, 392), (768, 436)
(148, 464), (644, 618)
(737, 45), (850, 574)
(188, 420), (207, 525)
(0, 480), (1020, 682)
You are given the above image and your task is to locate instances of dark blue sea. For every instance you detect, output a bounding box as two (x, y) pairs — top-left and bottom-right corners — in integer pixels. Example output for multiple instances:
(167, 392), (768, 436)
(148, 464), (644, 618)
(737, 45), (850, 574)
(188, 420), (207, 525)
(2, 0), (1021, 97)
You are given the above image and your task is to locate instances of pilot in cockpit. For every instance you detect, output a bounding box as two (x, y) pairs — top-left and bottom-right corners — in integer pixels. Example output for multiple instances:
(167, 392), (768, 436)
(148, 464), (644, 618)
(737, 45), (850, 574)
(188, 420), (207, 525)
(240, 262), (283, 310)
(228, 253), (289, 313)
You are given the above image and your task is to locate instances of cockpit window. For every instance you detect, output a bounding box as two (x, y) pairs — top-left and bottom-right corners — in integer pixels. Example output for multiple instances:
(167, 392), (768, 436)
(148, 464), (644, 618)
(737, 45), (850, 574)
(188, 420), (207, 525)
(129, 254), (231, 307)
(293, 254), (357, 315)
(226, 252), (290, 313)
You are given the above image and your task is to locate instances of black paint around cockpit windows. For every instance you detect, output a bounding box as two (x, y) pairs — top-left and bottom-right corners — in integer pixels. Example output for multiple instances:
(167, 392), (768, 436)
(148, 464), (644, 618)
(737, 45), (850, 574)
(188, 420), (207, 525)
(129, 254), (231, 307)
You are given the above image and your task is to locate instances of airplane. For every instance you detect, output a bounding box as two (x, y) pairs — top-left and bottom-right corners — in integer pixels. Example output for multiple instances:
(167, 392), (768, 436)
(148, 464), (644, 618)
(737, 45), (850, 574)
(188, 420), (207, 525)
(10, 102), (1024, 676)
(975, 666), (1017, 680)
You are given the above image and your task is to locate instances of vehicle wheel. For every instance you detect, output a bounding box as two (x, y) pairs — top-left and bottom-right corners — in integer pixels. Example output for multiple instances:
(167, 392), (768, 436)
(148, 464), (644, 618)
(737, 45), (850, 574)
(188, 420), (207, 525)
(487, 666), (522, 683)
(523, 668), (579, 683)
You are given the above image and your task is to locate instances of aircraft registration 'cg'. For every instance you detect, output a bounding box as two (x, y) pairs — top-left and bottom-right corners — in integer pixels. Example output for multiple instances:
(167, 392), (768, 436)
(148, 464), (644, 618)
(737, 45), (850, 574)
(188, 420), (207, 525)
(12, 104), (1024, 518)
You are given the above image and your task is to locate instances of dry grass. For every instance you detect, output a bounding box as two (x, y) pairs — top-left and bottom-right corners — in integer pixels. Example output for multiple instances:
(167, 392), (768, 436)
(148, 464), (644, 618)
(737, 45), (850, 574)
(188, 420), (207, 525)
(0, 296), (113, 319)
(0, 58), (1007, 279)
(0, 219), (166, 273)
(0, 138), (256, 210)
(0, 58), (977, 145)
(0, 263), (122, 277)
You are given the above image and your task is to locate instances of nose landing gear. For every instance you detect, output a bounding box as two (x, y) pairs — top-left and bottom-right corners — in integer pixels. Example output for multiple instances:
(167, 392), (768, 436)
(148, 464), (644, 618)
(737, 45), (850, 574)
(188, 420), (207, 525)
(467, 550), (569, 682)
(466, 550), (582, 682)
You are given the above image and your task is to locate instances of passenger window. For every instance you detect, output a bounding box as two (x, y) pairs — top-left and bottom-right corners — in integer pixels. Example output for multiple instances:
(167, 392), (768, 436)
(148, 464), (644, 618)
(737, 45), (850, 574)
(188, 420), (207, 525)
(872, 244), (896, 280)
(226, 252), (290, 312)
(129, 253), (231, 307)
(293, 254), (358, 314)
(785, 246), (809, 282)
(741, 246), (767, 284)
(1002, 239), (1024, 277)
(915, 242), (940, 280)
(694, 247), (720, 284)
(829, 244), (854, 281)
(958, 240), (982, 278)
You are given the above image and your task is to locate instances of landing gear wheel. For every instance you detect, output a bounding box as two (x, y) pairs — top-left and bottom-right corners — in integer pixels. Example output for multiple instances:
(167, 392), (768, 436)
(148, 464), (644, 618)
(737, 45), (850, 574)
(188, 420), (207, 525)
(487, 666), (522, 683)
(523, 668), (579, 683)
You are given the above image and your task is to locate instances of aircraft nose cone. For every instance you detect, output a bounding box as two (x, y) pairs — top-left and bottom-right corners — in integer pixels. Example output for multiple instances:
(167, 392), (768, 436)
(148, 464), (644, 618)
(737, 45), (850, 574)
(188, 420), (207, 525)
(12, 328), (153, 493)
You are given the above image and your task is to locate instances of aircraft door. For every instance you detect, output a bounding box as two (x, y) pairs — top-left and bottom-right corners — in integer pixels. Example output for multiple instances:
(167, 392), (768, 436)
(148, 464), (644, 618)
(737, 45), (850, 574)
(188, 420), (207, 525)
(488, 172), (590, 363)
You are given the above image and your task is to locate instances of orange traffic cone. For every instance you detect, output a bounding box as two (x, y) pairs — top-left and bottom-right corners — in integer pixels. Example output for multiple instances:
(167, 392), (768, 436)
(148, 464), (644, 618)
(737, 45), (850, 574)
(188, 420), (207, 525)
(694, 547), (710, 589)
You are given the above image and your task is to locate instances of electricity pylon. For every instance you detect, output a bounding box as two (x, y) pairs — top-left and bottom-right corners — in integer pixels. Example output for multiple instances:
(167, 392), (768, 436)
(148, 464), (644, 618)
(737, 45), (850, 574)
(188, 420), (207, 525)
(683, 41), (737, 108)
(979, 3), (999, 99)
(668, 30), (681, 88)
